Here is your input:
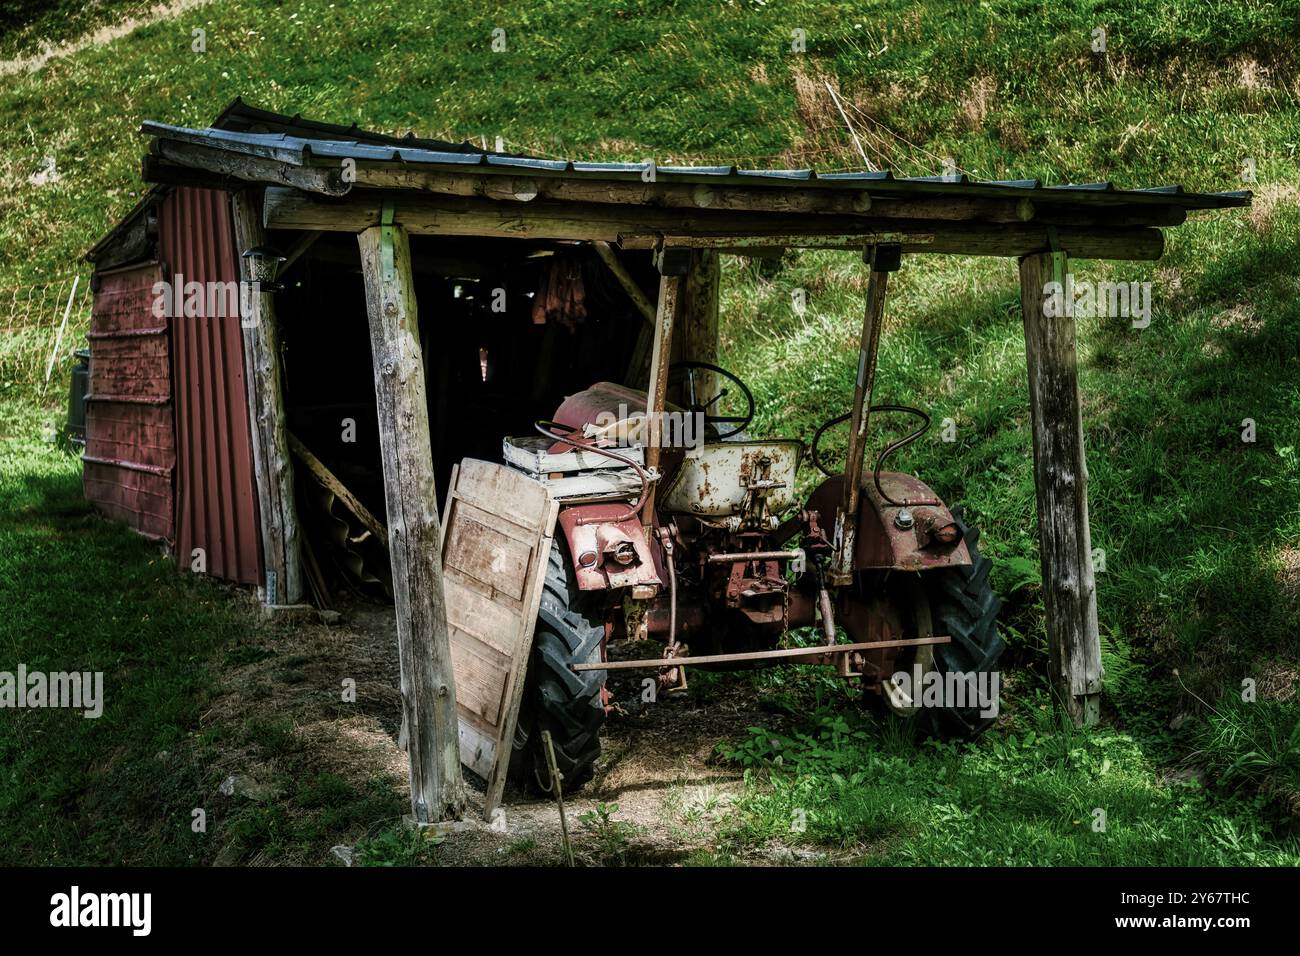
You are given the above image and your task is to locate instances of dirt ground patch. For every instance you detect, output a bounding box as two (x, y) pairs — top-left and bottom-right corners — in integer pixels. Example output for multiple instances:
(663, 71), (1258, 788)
(200, 596), (795, 866)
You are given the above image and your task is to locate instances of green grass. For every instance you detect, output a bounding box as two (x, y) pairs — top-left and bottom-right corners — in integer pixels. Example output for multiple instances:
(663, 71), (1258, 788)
(1, 0), (1297, 864)
(710, 695), (1300, 865)
(0, 400), (242, 863)
(0, 400), (407, 864)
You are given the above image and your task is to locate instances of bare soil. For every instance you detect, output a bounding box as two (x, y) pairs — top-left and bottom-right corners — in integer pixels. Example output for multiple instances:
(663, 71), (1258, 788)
(201, 595), (799, 866)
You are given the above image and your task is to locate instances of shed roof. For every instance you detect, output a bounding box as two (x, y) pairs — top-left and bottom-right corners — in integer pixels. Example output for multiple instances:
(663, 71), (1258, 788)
(139, 116), (1250, 212)
(89, 101), (1252, 265)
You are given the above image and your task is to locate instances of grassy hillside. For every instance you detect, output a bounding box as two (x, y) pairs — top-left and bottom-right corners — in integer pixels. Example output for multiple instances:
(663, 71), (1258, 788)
(0, 0), (1297, 864)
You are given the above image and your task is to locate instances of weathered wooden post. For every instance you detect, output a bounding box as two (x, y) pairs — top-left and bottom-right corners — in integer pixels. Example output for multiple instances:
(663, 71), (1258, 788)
(1019, 250), (1103, 726)
(831, 243), (900, 585)
(230, 189), (303, 606)
(358, 202), (466, 821)
(641, 247), (689, 527)
(671, 249), (721, 404)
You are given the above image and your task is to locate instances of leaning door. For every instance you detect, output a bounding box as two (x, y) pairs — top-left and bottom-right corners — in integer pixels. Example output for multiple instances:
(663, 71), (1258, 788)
(440, 458), (558, 818)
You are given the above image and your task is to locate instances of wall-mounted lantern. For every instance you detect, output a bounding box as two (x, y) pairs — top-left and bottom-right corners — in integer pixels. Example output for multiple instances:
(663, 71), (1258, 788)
(241, 245), (286, 293)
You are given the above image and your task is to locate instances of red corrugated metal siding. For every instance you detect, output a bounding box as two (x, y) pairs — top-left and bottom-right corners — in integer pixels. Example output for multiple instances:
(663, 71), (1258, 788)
(159, 187), (262, 585)
(84, 262), (175, 541)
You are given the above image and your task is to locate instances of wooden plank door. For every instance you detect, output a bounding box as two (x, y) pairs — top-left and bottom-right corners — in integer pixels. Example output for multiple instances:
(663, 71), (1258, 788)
(441, 458), (559, 818)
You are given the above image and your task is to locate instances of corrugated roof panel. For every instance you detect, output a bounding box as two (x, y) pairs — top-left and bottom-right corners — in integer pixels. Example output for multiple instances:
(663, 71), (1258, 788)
(396, 148), (487, 165)
(307, 140), (402, 161)
(658, 165), (737, 176)
(485, 154), (570, 171)
(1047, 182), (1115, 191)
(737, 168), (814, 180)
(159, 186), (262, 587)
(903, 173), (969, 184)
(818, 171), (894, 181)
(574, 161), (659, 173)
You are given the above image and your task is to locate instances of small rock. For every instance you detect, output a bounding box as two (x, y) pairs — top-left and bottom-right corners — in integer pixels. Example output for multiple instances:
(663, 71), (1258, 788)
(29, 156), (60, 187)
(318, 609), (343, 625)
(212, 843), (243, 867)
(330, 845), (354, 867)
(1169, 712), (1191, 730)
(1159, 766), (1206, 788)
(218, 773), (283, 802)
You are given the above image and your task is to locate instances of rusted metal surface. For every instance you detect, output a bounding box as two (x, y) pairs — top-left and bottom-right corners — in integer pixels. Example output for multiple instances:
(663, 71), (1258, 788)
(660, 440), (802, 522)
(722, 556), (785, 624)
(808, 472), (971, 572)
(705, 549), (803, 563)
(548, 381), (651, 453)
(572, 635), (952, 672)
(857, 472), (970, 571)
(160, 186), (262, 585)
(83, 262), (175, 541)
(558, 504), (660, 590)
(834, 252), (894, 583)
(837, 591), (906, 682)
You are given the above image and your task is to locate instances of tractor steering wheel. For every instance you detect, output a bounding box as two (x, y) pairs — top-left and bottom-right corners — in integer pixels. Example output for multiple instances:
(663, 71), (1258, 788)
(666, 361), (755, 440)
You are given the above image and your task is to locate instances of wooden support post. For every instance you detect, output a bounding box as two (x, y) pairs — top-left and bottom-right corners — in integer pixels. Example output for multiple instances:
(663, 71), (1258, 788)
(831, 244), (900, 585)
(671, 249), (721, 406)
(358, 205), (466, 821)
(592, 240), (656, 327)
(230, 190), (303, 606)
(641, 248), (689, 529)
(591, 240), (658, 388)
(1019, 251), (1103, 727)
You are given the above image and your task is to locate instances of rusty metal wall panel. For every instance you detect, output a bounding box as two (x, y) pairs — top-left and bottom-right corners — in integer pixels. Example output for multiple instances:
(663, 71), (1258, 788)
(84, 460), (173, 540)
(86, 334), (171, 401)
(160, 186), (262, 586)
(84, 262), (175, 542)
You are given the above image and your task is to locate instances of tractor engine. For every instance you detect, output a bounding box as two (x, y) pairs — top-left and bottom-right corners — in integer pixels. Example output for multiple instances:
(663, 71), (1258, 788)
(653, 439), (822, 655)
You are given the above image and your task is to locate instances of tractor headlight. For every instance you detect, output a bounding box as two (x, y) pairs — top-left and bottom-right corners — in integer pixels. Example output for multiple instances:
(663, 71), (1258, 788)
(930, 521), (961, 545)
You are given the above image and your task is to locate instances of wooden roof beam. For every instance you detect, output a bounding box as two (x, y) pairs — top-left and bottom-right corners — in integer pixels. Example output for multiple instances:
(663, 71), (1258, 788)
(149, 139), (351, 196)
(262, 188), (1164, 260)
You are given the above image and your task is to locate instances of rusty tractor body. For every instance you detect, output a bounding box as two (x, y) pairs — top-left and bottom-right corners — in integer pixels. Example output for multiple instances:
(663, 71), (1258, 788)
(504, 362), (1005, 792)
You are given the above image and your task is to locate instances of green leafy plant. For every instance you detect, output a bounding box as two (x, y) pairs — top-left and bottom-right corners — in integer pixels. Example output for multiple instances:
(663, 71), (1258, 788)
(578, 802), (639, 865)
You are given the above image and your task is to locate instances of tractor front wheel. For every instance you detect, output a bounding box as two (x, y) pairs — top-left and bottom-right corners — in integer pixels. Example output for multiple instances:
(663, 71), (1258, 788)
(509, 542), (607, 795)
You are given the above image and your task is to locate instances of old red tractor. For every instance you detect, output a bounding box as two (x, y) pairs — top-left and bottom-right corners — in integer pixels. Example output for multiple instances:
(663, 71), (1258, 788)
(505, 360), (1004, 792)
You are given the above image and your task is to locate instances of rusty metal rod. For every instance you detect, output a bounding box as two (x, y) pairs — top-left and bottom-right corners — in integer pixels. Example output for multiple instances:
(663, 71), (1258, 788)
(573, 635), (951, 672)
(705, 549), (804, 563)
(833, 245), (899, 584)
(640, 274), (681, 531)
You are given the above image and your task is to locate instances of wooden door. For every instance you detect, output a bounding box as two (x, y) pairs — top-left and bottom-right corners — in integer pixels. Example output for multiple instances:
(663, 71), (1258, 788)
(441, 458), (559, 818)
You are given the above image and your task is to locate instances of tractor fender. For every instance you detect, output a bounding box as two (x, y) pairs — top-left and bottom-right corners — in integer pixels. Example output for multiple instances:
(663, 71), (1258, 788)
(806, 472), (972, 572)
(556, 504), (662, 591)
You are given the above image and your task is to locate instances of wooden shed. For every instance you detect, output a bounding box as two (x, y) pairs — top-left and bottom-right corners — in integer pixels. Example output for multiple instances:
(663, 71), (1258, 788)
(84, 98), (1248, 818)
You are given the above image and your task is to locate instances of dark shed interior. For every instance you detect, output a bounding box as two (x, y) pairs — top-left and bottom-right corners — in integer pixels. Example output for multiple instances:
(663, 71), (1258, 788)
(270, 229), (655, 599)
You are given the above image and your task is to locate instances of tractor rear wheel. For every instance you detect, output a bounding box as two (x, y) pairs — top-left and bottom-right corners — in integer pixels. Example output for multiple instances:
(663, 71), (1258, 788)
(509, 542), (607, 794)
(881, 511), (1005, 738)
